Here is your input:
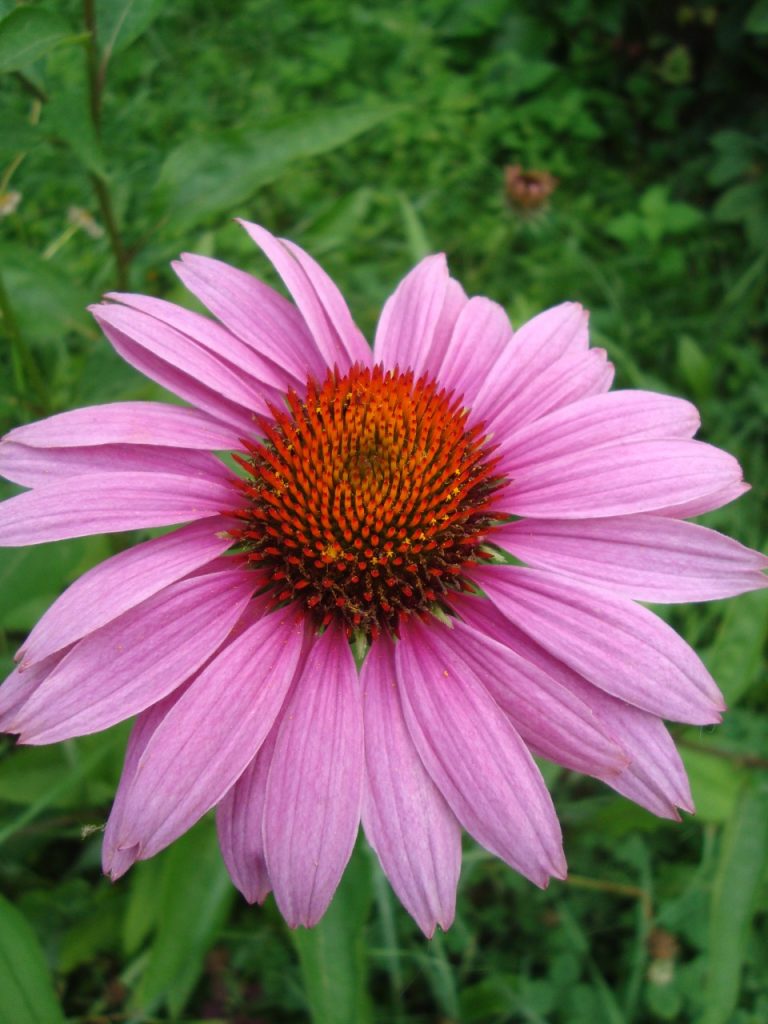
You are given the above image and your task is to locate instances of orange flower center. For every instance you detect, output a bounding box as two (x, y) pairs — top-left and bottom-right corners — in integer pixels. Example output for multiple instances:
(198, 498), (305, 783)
(231, 364), (506, 639)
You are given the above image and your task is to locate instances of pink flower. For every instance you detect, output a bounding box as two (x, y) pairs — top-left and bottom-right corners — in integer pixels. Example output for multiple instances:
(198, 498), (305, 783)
(0, 222), (765, 936)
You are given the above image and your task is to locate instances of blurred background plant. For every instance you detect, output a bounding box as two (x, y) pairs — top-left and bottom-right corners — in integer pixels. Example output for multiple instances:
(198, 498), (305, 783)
(0, 1), (766, 1022)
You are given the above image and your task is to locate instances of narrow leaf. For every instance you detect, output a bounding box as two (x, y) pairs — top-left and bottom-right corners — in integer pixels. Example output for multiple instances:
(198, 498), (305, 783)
(130, 818), (235, 1018)
(0, 894), (66, 1024)
(291, 842), (373, 1024)
(155, 105), (401, 229)
(702, 780), (768, 1024)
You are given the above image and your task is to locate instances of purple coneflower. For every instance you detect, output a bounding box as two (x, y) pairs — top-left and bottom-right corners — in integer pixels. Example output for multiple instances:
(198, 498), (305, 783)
(0, 222), (765, 935)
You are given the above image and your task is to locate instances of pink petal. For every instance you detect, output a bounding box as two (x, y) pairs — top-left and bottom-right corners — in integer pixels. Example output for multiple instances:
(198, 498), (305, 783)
(0, 440), (230, 488)
(495, 515), (768, 602)
(475, 303), (587, 419)
(496, 390), (700, 475)
(106, 290), (290, 393)
(361, 637), (461, 937)
(653, 481), (752, 519)
(0, 651), (67, 729)
(435, 297), (513, 407)
(373, 255), (450, 375)
(90, 308), (261, 435)
(486, 347), (614, 437)
(0, 471), (235, 546)
(433, 618), (628, 777)
(19, 517), (235, 667)
(216, 725), (279, 904)
(92, 302), (276, 415)
(4, 402), (240, 451)
(263, 624), (364, 927)
(103, 682), (191, 879)
(454, 595), (694, 818)
(476, 565), (725, 724)
(507, 439), (743, 519)
(421, 278), (468, 378)
(239, 221), (370, 373)
(10, 568), (254, 743)
(111, 607), (305, 861)
(395, 617), (566, 887)
(280, 237), (372, 367)
(174, 253), (322, 384)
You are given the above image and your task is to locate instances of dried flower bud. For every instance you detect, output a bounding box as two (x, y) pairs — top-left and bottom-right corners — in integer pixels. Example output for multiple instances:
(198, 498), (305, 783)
(504, 165), (558, 212)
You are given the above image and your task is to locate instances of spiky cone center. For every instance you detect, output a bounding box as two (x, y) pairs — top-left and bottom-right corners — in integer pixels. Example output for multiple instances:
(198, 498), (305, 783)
(230, 363), (507, 640)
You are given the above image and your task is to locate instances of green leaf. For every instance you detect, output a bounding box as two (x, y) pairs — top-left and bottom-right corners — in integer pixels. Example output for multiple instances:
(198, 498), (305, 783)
(0, 729), (122, 847)
(679, 747), (746, 824)
(0, 243), (93, 348)
(676, 335), (714, 402)
(397, 191), (432, 263)
(155, 104), (402, 229)
(702, 589), (768, 705)
(702, 780), (768, 1024)
(0, 113), (42, 158)
(0, 536), (108, 632)
(708, 130), (755, 187)
(745, 0), (768, 33)
(291, 842), (373, 1024)
(121, 856), (162, 956)
(0, 894), (66, 1024)
(0, 7), (78, 73)
(712, 181), (766, 225)
(130, 818), (235, 1018)
(96, 0), (164, 64)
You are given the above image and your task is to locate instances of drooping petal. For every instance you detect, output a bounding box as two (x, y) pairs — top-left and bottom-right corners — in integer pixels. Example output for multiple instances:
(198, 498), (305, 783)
(103, 681), (191, 879)
(374, 255), (451, 374)
(496, 390), (700, 475)
(4, 402), (240, 451)
(395, 617), (566, 887)
(0, 471), (235, 546)
(495, 515), (768, 602)
(19, 518), (235, 666)
(263, 624), (364, 927)
(106, 290), (290, 393)
(10, 569), (254, 743)
(0, 651), (68, 729)
(110, 607), (305, 861)
(435, 297), (512, 408)
(0, 440), (231, 488)
(92, 302), (277, 415)
(506, 439), (743, 519)
(239, 221), (371, 372)
(174, 253), (322, 383)
(431, 618), (628, 778)
(90, 308), (261, 434)
(216, 724), (279, 905)
(454, 594), (694, 818)
(475, 565), (724, 724)
(361, 637), (461, 937)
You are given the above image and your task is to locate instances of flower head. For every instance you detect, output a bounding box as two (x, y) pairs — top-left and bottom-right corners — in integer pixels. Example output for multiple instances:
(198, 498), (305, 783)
(0, 222), (765, 936)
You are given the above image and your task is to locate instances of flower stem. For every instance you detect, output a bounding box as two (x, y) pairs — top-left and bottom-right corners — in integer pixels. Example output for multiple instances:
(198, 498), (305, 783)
(82, 0), (130, 290)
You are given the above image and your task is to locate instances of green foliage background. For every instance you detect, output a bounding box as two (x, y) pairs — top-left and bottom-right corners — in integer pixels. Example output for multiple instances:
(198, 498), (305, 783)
(0, 1), (766, 1022)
